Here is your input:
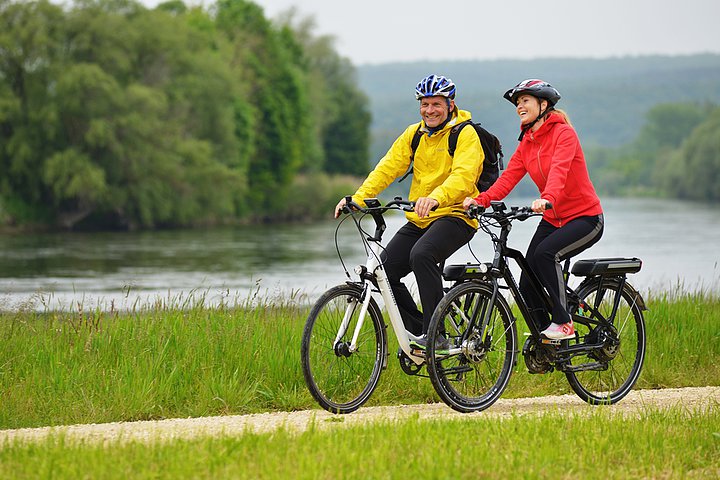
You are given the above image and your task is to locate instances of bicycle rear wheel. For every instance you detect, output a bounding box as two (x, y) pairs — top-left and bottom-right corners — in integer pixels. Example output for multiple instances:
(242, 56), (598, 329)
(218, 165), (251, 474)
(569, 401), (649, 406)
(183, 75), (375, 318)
(566, 278), (646, 404)
(300, 283), (387, 414)
(426, 282), (517, 413)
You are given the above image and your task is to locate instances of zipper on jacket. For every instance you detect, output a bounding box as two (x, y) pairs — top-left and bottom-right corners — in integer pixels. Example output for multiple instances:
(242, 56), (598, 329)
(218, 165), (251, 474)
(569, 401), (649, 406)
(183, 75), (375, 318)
(531, 131), (560, 226)
(537, 145), (547, 182)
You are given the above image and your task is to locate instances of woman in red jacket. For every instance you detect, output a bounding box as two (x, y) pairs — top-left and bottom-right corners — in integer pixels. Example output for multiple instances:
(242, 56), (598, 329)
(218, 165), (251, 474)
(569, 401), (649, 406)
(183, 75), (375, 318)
(464, 79), (604, 340)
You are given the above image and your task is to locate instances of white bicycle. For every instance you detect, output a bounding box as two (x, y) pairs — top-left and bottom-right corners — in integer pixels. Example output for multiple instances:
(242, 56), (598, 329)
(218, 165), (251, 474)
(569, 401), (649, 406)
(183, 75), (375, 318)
(300, 196), (430, 413)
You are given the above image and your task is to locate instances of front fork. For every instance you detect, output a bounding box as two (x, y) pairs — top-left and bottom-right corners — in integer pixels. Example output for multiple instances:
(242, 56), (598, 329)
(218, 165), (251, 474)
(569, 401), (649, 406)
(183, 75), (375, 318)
(333, 241), (384, 352)
(333, 280), (373, 353)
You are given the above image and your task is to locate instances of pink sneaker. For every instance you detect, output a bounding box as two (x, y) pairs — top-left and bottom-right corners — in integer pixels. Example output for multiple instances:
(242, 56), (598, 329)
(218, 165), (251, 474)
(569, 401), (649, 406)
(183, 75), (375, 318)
(541, 320), (575, 340)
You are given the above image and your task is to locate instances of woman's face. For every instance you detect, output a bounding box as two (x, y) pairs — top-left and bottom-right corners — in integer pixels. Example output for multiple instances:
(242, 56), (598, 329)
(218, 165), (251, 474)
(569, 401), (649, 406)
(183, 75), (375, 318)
(420, 96), (454, 128)
(515, 94), (547, 125)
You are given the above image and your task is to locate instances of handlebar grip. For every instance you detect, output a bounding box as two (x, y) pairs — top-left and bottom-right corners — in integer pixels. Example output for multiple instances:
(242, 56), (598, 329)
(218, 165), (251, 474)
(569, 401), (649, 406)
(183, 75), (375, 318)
(466, 204), (485, 218)
(341, 195), (357, 214)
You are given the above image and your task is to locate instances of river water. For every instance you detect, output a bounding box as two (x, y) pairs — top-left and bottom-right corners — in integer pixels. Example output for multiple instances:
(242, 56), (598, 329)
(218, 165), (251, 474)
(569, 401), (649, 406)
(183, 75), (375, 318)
(0, 197), (718, 311)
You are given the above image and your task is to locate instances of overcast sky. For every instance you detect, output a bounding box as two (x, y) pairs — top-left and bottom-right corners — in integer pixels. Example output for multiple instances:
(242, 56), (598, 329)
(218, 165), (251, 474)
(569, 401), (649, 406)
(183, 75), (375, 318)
(245, 0), (720, 65)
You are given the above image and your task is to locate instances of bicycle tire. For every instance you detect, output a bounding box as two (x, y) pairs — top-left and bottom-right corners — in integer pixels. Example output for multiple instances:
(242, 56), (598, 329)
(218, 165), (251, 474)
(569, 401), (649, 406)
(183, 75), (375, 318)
(565, 278), (646, 404)
(426, 282), (517, 413)
(300, 283), (387, 414)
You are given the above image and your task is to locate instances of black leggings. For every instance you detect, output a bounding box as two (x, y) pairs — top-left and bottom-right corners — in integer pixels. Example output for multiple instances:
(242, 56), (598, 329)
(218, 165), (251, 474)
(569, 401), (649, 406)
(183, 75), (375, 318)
(382, 217), (476, 335)
(520, 215), (604, 328)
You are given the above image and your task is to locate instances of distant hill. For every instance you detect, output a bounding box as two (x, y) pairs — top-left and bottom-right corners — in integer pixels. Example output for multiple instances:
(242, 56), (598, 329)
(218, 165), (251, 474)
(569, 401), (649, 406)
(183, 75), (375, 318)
(357, 54), (720, 163)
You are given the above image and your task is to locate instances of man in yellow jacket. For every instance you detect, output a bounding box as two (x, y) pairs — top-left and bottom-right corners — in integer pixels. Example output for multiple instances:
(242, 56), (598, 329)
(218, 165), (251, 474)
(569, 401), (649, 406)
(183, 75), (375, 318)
(334, 74), (483, 348)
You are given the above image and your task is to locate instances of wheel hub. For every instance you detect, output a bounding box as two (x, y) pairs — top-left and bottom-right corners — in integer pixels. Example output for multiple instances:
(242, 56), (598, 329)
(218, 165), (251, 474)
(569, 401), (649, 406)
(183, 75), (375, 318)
(592, 327), (620, 362)
(461, 335), (488, 363)
(334, 341), (352, 357)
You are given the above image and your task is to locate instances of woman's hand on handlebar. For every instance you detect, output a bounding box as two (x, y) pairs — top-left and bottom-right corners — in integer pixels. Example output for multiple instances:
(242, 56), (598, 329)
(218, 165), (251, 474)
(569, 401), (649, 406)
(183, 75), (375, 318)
(531, 198), (552, 213)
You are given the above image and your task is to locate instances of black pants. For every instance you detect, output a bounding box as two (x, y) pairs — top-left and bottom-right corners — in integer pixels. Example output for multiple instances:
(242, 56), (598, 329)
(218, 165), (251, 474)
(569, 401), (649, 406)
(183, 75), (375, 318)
(382, 217), (476, 335)
(520, 214), (604, 328)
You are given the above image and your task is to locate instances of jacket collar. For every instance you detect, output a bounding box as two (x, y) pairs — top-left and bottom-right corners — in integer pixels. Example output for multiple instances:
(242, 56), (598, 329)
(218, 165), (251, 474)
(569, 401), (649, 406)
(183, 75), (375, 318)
(521, 112), (565, 141)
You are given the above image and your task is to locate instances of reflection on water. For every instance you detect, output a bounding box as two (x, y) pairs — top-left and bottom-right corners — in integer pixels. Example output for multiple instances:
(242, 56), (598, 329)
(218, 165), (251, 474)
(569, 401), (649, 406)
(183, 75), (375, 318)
(0, 197), (718, 310)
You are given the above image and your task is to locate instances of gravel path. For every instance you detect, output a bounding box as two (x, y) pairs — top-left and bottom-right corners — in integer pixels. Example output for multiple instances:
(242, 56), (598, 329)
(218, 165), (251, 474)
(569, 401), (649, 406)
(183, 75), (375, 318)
(1, 386), (717, 446)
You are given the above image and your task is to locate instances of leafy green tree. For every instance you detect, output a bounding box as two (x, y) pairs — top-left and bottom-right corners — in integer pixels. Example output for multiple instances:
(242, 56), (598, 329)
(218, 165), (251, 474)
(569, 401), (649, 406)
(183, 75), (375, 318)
(589, 102), (710, 195)
(322, 88), (371, 176)
(656, 108), (720, 201)
(634, 103), (709, 151)
(275, 9), (370, 176)
(0, 0), (65, 220)
(214, 0), (314, 215)
(51, 2), (246, 228)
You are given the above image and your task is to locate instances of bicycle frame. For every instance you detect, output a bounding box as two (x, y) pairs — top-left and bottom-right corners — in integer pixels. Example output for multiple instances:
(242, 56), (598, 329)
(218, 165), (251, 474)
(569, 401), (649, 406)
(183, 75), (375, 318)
(473, 203), (625, 352)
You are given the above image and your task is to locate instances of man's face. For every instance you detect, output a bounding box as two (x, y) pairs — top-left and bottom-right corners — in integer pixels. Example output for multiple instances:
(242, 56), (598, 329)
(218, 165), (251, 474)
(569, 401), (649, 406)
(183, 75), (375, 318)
(420, 96), (453, 128)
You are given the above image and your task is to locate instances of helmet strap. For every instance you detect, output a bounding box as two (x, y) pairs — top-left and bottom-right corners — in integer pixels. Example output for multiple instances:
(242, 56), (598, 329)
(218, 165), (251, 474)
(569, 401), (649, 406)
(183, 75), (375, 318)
(518, 103), (554, 141)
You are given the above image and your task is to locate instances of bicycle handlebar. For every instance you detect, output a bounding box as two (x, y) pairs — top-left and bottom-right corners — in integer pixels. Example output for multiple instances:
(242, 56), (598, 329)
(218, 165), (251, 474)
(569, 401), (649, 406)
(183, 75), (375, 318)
(341, 196), (415, 215)
(339, 196), (415, 243)
(466, 201), (553, 222)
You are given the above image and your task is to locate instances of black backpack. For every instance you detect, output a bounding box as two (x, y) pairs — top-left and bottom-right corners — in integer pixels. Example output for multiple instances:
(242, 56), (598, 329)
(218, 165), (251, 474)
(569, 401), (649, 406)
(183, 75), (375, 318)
(398, 120), (504, 192)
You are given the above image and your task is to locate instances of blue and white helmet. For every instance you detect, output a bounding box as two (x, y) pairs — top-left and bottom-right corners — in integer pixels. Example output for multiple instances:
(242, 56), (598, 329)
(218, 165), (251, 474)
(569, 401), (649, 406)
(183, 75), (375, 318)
(415, 74), (456, 100)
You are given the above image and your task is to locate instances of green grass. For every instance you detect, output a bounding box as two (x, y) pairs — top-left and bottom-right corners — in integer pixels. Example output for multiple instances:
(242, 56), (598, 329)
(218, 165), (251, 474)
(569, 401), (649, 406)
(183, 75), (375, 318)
(0, 289), (719, 430)
(1, 406), (718, 479)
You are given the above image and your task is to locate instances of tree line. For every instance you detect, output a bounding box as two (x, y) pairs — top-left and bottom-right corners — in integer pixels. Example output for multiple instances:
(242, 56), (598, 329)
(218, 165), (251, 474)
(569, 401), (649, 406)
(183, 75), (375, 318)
(0, 0), (369, 230)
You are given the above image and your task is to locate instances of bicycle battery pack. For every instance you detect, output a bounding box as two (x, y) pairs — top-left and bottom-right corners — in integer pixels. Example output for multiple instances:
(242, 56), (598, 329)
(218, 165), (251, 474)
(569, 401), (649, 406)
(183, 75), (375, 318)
(571, 257), (642, 277)
(443, 263), (494, 281)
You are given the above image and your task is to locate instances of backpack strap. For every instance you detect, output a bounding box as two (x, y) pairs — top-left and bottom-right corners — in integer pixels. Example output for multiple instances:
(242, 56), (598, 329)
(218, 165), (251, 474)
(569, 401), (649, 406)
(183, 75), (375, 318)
(447, 120), (473, 157)
(398, 125), (423, 183)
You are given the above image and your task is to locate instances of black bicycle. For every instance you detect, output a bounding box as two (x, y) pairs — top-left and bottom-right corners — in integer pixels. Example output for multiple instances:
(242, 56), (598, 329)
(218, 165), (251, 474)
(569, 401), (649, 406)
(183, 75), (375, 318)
(425, 201), (647, 412)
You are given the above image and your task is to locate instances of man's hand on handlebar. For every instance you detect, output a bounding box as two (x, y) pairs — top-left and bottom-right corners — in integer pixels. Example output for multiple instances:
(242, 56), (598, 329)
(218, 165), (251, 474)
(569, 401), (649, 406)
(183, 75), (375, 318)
(414, 197), (439, 218)
(463, 197), (479, 210)
(334, 196), (353, 218)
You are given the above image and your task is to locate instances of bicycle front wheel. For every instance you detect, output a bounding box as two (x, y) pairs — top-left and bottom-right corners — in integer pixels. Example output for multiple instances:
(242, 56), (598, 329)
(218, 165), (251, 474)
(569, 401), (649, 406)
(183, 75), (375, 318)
(566, 278), (647, 404)
(427, 282), (517, 413)
(300, 283), (387, 414)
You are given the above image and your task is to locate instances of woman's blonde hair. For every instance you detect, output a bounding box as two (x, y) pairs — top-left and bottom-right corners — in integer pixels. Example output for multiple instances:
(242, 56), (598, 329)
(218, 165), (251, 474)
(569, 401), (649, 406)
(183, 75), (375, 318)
(550, 108), (572, 126)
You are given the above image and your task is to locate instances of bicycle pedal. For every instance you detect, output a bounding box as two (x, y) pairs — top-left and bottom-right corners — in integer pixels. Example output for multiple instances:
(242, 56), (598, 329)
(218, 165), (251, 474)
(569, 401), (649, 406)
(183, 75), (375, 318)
(540, 338), (562, 346)
(410, 348), (426, 358)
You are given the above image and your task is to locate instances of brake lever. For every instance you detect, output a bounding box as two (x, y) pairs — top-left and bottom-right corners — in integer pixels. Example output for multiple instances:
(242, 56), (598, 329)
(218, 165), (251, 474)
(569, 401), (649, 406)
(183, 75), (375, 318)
(466, 204), (485, 219)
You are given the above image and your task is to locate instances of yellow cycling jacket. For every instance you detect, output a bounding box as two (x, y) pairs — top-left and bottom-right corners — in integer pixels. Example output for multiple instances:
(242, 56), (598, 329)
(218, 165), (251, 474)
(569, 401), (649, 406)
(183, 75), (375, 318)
(353, 108), (484, 229)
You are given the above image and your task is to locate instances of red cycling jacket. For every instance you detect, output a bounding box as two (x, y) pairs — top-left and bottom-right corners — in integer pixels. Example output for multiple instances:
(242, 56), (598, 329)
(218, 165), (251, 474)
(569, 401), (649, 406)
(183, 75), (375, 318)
(475, 112), (602, 227)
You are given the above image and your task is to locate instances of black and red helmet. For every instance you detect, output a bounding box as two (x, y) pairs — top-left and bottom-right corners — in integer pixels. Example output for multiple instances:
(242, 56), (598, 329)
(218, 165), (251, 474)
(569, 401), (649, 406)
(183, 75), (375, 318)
(503, 79), (561, 106)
